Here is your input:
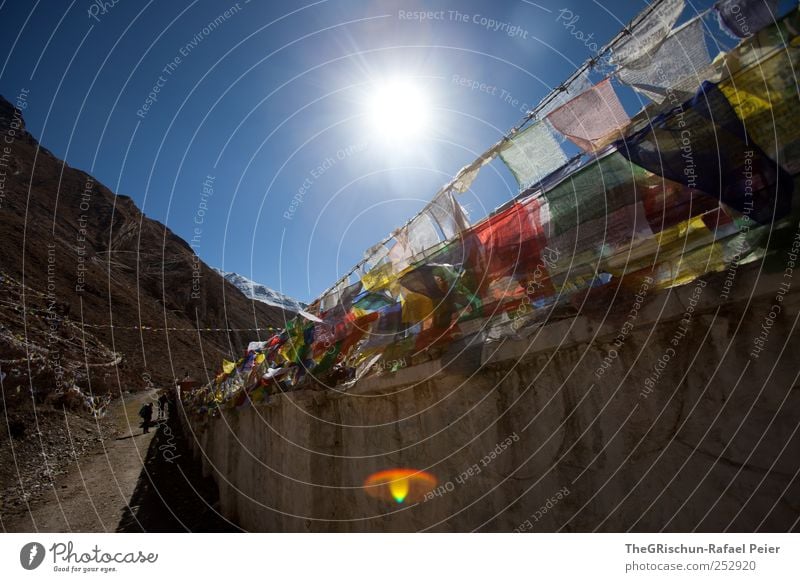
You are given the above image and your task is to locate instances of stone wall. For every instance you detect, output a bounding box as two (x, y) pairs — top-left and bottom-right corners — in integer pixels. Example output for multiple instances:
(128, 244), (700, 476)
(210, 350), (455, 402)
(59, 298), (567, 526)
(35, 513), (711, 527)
(181, 264), (800, 531)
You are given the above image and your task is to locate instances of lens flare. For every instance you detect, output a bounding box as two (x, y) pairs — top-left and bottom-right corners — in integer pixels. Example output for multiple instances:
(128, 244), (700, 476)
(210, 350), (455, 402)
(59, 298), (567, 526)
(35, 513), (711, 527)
(389, 477), (410, 503)
(363, 468), (437, 504)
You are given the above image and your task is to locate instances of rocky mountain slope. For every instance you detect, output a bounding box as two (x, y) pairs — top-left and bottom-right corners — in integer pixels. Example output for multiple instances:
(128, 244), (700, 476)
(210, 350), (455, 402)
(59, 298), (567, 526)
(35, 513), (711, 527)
(0, 94), (287, 394)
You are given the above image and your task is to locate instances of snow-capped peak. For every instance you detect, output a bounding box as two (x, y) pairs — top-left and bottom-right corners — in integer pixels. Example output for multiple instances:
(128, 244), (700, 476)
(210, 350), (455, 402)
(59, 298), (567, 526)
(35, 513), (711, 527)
(214, 268), (306, 313)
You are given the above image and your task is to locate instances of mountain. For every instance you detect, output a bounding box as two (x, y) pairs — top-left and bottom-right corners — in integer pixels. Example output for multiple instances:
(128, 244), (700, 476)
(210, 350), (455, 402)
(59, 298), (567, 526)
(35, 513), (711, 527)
(213, 269), (305, 313)
(0, 95), (288, 393)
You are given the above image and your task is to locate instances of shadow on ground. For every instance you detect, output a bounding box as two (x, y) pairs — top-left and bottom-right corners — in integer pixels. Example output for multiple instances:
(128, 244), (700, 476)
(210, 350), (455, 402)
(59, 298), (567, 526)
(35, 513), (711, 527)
(116, 408), (238, 532)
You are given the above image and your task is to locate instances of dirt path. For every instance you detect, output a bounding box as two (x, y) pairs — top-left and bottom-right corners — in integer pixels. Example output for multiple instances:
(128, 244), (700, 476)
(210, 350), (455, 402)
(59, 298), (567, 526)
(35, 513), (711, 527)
(4, 391), (160, 532)
(3, 391), (237, 533)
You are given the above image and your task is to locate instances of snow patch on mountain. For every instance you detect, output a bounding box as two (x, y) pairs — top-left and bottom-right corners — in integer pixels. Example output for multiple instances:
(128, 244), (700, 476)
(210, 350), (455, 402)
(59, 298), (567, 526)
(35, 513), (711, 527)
(214, 269), (305, 313)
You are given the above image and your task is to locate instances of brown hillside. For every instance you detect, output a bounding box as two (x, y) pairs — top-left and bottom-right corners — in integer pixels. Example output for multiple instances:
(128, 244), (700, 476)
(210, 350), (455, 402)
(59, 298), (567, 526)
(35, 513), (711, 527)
(0, 94), (288, 394)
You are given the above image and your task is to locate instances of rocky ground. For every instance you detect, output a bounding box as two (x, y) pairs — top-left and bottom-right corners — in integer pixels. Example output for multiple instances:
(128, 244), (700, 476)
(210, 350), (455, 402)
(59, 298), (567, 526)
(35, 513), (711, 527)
(0, 401), (118, 522)
(1, 391), (234, 532)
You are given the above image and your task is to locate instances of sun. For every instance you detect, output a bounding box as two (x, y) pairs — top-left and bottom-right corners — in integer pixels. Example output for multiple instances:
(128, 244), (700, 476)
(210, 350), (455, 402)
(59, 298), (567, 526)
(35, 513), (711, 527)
(366, 78), (430, 142)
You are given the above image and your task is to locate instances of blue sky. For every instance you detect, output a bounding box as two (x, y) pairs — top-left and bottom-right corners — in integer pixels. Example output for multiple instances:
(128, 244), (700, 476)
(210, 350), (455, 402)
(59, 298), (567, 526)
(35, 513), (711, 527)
(0, 0), (777, 302)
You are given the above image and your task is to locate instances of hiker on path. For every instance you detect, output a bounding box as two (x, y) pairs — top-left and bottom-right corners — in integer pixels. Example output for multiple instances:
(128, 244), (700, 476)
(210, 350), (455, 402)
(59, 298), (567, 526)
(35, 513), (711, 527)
(139, 402), (154, 434)
(158, 393), (168, 419)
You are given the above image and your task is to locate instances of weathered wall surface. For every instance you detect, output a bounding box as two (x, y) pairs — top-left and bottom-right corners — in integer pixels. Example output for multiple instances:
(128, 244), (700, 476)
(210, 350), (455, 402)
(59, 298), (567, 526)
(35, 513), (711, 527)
(182, 265), (800, 531)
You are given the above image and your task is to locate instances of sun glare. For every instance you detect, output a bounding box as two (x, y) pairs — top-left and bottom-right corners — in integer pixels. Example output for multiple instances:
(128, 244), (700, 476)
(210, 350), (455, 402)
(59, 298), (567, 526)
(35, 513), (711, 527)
(366, 78), (429, 142)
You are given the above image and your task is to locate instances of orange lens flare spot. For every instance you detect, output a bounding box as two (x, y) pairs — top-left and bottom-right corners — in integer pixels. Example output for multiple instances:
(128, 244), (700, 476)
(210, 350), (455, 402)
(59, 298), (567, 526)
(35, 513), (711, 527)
(389, 478), (410, 503)
(363, 469), (437, 504)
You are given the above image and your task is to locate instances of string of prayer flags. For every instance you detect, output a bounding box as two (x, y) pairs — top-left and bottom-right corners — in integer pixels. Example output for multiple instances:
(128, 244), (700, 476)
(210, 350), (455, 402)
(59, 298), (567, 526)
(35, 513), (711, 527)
(185, 7), (800, 415)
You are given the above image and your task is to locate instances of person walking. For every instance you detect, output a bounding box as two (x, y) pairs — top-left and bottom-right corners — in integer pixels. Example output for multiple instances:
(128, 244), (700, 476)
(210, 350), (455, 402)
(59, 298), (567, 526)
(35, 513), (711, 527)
(139, 402), (154, 434)
(158, 393), (168, 419)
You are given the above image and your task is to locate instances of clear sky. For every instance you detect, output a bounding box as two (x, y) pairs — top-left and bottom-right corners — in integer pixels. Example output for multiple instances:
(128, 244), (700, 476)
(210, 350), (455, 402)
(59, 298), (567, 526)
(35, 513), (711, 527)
(0, 0), (782, 302)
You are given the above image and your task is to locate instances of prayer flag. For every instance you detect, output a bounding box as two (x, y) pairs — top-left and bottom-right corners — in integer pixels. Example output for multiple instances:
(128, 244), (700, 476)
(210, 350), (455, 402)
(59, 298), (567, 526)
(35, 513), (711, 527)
(611, 0), (686, 68)
(499, 121), (569, 189)
(547, 79), (631, 152)
(617, 18), (712, 103)
(714, 0), (779, 39)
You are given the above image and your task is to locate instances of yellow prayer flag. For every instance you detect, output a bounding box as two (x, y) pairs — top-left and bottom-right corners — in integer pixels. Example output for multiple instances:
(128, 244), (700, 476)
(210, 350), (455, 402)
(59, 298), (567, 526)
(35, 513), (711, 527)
(221, 359), (236, 374)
